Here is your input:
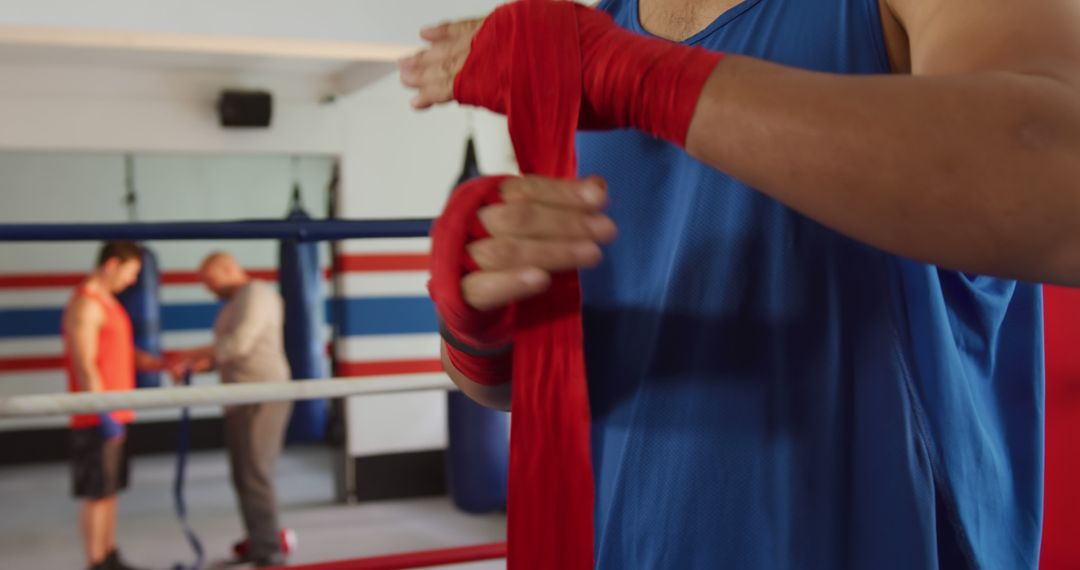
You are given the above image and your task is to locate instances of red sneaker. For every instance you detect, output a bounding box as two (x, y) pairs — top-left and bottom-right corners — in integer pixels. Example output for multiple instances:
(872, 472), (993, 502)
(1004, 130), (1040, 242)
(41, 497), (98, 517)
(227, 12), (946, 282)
(232, 528), (297, 559)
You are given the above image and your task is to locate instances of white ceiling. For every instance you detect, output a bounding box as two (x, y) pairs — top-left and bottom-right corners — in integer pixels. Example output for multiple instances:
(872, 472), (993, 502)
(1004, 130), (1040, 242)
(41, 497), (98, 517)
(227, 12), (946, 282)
(0, 0), (504, 95)
(0, 0), (503, 47)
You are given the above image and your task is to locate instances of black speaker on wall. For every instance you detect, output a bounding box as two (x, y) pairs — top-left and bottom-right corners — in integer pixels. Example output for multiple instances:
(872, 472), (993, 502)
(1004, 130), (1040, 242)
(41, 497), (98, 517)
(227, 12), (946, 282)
(217, 90), (273, 128)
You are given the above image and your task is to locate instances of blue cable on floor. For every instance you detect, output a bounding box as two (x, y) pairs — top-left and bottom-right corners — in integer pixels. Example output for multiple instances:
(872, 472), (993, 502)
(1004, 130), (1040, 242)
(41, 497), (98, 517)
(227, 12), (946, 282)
(173, 372), (204, 570)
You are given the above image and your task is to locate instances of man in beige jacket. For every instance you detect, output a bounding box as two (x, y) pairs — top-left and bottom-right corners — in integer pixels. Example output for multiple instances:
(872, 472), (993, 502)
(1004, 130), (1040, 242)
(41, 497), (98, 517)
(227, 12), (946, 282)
(171, 252), (291, 568)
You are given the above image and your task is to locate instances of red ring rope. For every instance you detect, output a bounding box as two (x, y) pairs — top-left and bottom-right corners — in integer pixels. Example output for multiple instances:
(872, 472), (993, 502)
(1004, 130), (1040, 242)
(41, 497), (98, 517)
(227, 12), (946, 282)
(270, 542), (506, 570)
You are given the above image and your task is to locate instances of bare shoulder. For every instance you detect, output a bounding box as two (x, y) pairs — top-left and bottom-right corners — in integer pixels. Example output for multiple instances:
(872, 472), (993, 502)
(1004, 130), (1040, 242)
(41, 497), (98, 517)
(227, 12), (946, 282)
(885, 0), (1080, 80)
(64, 294), (104, 330)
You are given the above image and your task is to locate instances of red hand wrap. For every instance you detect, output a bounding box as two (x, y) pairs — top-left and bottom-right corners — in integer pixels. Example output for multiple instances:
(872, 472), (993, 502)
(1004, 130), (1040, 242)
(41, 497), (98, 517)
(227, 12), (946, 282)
(455, 0), (723, 146)
(428, 176), (514, 386)
(439, 1), (721, 566)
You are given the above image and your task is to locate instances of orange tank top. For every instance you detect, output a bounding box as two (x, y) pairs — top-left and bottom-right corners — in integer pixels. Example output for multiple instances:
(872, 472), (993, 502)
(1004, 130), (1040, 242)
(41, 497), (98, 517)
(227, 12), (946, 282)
(64, 285), (136, 428)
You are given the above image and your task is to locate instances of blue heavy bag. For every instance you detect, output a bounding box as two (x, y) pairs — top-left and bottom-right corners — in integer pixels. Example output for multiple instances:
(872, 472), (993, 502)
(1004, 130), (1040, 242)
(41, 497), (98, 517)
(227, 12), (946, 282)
(279, 208), (328, 442)
(118, 246), (162, 388)
(446, 136), (510, 513)
(447, 392), (509, 513)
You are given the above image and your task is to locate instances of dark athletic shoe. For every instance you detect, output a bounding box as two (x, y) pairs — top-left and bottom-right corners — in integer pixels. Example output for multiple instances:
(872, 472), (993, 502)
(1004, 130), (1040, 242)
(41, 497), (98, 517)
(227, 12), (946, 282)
(104, 548), (144, 570)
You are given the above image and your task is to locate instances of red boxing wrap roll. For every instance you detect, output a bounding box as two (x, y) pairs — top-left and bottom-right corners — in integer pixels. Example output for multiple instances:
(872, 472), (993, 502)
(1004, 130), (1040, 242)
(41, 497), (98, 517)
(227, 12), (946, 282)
(432, 1), (723, 568)
(429, 176), (515, 387)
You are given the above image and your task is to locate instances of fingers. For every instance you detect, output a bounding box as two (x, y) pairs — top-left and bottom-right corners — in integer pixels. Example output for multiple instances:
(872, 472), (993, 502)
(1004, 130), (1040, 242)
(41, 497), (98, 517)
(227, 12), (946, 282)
(501, 176), (608, 210)
(455, 176), (616, 311)
(419, 22), (452, 42)
(462, 268), (551, 311)
(399, 46), (464, 109)
(420, 19), (483, 42)
(410, 62), (457, 109)
(478, 202), (617, 243)
(469, 237), (603, 273)
(400, 42), (457, 85)
(460, 176), (616, 310)
(402, 18), (483, 109)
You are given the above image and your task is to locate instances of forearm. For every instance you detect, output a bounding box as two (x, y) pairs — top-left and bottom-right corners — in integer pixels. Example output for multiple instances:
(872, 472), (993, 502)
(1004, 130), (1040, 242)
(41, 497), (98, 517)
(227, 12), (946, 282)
(441, 342), (511, 411)
(134, 350), (162, 372)
(74, 367), (105, 393)
(178, 346), (216, 372)
(185, 346), (215, 361)
(686, 55), (1080, 284)
(189, 356), (215, 373)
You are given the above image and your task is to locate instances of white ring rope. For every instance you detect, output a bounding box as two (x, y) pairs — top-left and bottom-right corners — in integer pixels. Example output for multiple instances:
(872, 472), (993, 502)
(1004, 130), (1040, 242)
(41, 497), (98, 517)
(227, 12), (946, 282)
(0, 374), (457, 419)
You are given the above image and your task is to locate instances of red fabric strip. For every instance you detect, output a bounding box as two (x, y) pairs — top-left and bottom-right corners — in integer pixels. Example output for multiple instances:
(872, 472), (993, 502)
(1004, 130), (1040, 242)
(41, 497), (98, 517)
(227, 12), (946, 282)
(268, 542), (506, 570)
(335, 358), (444, 377)
(496, 4), (594, 570)
(436, 2), (723, 566)
(453, 2), (594, 568)
(576, 7), (722, 145)
(1040, 285), (1080, 568)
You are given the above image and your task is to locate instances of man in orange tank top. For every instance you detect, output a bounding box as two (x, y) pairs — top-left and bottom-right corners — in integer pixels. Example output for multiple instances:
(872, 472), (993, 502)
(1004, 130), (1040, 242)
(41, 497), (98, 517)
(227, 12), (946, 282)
(63, 241), (164, 570)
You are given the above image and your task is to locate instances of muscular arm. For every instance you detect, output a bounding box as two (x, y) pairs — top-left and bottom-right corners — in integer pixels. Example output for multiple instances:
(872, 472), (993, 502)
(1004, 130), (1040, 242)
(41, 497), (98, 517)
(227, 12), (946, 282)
(65, 297), (105, 392)
(686, 0), (1080, 284)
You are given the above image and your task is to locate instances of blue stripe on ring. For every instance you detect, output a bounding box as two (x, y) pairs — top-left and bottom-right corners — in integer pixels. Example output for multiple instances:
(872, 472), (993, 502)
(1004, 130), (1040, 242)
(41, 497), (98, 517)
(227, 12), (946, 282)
(0, 296), (438, 338)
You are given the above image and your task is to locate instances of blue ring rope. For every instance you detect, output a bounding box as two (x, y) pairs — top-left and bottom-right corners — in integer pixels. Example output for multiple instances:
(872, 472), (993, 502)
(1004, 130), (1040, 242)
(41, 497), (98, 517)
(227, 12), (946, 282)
(0, 218), (432, 242)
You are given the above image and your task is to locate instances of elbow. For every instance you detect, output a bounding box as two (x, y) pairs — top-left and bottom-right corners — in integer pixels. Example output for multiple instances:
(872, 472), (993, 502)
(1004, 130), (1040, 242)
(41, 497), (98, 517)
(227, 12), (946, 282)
(1045, 153), (1080, 286)
(441, 348), (512, 411)
(1015, 101), (1080, 286)
(439, 342), (511, 411)
(446, 363), (512, 411)
(467, 390), (513, 413)
(1048, 236), (1080, 287)
(1032, 191), (1080, 286)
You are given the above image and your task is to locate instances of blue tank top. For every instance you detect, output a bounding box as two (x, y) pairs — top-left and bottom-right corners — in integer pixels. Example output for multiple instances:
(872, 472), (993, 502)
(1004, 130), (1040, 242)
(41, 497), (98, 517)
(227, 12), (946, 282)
(576, 1), (1044, 568)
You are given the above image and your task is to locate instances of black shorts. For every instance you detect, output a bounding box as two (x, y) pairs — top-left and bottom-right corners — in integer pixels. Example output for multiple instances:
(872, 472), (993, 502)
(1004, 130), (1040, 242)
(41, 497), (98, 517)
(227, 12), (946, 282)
(70, 427), (130, 499)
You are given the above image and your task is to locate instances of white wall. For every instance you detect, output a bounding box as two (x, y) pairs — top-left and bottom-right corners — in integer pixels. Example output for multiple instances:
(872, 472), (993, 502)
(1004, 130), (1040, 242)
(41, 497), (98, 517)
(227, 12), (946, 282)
(0, 0), (503, 49)
(0, 63), (347, 154)
(337, 73), (513, 457)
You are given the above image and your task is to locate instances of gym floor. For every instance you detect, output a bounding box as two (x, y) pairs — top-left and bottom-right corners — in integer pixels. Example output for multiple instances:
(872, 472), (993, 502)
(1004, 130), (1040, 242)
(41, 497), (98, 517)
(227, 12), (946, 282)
(0, 446), (506, 569)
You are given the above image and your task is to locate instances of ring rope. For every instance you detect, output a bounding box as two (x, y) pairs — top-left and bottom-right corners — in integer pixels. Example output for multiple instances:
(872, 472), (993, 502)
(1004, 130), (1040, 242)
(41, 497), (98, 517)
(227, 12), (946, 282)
(0, 218), (432, 242)
(0, 374), (456, 418)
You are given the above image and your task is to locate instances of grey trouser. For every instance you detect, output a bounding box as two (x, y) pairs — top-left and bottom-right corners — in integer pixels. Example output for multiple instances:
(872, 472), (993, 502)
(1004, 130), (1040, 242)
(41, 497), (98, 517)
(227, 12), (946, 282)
(224, 401), (292, 559)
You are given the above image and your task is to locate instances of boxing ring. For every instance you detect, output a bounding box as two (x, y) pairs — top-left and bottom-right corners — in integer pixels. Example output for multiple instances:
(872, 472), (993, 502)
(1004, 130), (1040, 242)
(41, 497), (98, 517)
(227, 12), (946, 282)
(0, 217), (509, 569)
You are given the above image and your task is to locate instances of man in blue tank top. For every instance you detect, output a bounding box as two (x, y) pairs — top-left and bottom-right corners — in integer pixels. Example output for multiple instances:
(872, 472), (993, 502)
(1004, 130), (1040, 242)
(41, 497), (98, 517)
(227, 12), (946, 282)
(401, 1), (1080, 568)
